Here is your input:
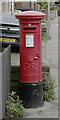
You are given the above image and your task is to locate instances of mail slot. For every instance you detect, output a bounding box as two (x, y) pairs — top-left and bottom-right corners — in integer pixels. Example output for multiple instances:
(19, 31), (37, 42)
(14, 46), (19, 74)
(23, 26), (36, 32)
(16, 11), (46, 107)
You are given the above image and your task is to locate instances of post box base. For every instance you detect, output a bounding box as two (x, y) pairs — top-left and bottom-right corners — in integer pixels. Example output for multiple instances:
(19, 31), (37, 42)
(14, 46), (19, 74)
(19, 81), (43, 108)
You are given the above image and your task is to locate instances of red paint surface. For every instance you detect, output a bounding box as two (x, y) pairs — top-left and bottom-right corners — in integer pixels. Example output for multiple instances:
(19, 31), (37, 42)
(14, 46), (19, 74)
(16, 11), (46, 83)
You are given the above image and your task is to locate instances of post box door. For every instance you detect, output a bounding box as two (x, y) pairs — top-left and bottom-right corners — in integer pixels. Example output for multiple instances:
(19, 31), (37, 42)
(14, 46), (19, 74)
(20, 27), (42, 83)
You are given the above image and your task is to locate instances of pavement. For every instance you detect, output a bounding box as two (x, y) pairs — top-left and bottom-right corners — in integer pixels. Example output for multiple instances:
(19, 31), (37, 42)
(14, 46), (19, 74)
(23, 16), (58, 118)
(46, 17), (58, 100)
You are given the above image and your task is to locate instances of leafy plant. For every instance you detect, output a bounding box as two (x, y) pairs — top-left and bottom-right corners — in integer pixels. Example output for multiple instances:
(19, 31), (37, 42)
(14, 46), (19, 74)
(37, 2), (56, 10)
(5, 91), (24, 117)
(43, 76), (56, 102)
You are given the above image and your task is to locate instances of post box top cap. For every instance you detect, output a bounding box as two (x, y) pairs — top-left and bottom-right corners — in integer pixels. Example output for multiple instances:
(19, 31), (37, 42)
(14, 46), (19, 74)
(15, 11), (46, 20)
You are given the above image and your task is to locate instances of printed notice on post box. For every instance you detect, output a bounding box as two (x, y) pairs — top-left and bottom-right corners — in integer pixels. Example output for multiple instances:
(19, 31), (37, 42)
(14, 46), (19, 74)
(26, 34), (34, 47)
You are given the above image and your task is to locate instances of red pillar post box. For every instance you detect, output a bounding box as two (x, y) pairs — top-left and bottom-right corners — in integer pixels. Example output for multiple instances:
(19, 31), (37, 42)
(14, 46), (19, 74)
(16, 11), (46, 108)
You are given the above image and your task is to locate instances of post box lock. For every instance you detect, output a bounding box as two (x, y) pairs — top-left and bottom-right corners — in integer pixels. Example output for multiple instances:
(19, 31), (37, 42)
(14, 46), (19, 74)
(36, 52), (40, 57)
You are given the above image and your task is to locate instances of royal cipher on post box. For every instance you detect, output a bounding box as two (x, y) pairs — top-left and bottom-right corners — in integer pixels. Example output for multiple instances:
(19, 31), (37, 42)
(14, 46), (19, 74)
(16, 11), (46, 108)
